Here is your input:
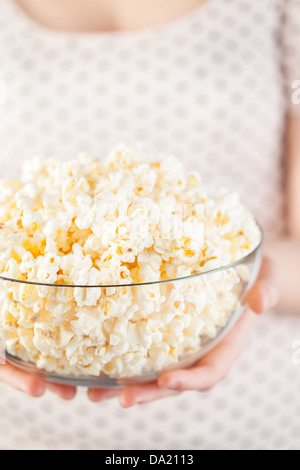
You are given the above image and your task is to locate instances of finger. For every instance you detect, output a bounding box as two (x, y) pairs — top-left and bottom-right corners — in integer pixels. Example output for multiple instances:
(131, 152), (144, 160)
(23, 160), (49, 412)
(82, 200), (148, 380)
(47, 382), (77, 400)
(158, 309), (255, 391)
(0, 363), (46, 397)
(244, 257), (280, 314)
(119, 382), (179, 408)
(87, 388), (120, 403)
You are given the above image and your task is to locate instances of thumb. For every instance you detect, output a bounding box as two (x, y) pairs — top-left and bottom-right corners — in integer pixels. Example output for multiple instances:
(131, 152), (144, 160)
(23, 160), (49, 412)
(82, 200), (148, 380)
(243, 257), (280, 314)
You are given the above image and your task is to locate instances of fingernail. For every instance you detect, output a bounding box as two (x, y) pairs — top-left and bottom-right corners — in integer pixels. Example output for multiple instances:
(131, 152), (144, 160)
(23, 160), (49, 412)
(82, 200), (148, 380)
(160, 380), (180, 390)
(119, 394), (130, 408)
(62, 389), (76, 400)
(32, 383), (46, 397)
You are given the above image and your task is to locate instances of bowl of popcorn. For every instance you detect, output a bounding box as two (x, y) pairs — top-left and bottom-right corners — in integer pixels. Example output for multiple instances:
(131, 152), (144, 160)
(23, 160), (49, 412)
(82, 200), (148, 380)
(0, 143), (263, 387)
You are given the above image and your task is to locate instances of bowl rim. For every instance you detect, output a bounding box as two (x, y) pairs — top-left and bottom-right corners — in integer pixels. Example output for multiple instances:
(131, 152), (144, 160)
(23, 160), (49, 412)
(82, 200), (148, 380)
(0, 223), (263, 289)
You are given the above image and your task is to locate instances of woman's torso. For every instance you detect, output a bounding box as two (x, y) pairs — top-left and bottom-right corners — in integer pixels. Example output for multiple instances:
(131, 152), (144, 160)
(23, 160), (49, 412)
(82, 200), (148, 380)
(0, 0), (287, 238)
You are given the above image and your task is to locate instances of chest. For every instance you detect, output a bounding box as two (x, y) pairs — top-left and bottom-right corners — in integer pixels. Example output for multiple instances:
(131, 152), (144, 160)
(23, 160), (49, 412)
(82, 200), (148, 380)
(1, 1), (283, 132)
(0, 0), (287, 237)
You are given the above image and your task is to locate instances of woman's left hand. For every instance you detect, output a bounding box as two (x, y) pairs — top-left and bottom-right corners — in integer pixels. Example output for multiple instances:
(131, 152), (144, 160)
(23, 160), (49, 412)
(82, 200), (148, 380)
(88, 257), (280, 407)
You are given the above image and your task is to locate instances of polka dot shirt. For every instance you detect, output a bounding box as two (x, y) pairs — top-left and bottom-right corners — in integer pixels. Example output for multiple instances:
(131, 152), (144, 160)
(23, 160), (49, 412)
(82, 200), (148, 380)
(0, 0), (300, 240)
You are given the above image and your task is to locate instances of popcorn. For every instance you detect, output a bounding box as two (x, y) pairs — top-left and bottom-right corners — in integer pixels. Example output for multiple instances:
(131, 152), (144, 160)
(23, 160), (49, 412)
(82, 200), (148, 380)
(0, 143), (261, 378)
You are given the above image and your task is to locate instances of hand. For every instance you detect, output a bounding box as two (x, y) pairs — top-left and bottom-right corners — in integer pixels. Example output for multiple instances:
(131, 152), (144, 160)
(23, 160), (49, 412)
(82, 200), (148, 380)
(88, 257), (280, 407)
(0, 352), (76, 400)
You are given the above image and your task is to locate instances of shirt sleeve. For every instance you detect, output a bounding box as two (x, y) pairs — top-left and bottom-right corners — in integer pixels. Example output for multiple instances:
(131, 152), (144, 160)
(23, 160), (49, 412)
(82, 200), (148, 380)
(281, 0), (300, 115)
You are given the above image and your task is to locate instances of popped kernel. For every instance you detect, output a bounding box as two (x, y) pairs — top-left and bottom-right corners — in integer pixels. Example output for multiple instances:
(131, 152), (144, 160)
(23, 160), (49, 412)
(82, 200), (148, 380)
(0, 143), (261, 378)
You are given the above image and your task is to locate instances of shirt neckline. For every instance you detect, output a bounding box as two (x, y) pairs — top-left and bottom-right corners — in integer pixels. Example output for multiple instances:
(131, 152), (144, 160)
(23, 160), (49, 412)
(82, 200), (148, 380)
(9, 0), (216, 40)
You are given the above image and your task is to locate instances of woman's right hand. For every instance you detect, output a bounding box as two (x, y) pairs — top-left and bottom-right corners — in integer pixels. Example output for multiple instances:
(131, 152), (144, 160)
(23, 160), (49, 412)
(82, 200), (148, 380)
(0, 354), (76, 399)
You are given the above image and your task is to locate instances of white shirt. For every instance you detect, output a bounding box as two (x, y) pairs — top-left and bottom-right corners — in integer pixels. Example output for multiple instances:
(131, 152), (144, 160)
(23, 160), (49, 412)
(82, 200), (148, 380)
(1, 0), (300, 240)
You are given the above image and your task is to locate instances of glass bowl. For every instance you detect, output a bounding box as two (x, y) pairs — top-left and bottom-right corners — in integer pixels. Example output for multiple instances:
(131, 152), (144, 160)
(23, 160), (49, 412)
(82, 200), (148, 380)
(0, 229), (263, 388)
